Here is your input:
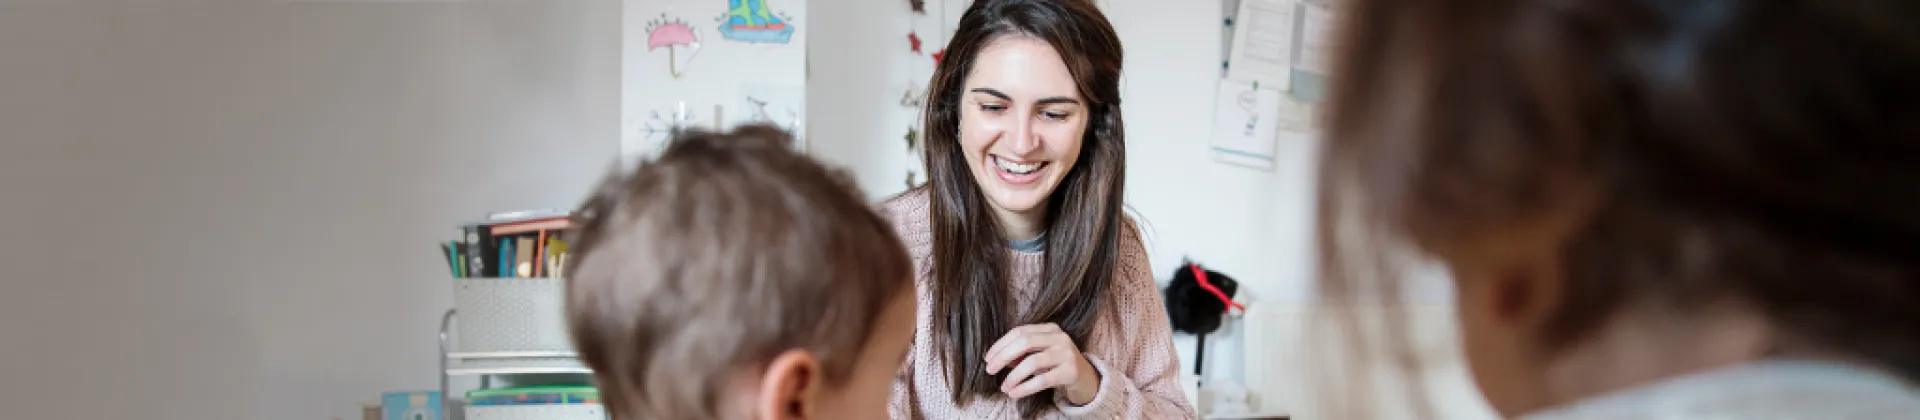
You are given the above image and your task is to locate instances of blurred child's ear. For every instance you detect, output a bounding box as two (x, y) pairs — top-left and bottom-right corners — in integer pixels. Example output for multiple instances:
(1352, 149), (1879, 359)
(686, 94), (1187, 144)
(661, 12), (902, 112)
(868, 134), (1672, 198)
(757, 349), (821, 420)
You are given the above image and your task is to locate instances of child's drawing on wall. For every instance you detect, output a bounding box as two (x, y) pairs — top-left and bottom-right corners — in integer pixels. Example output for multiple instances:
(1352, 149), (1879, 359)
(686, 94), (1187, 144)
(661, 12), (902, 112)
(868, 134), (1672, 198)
(716, 0), (795, 44)
(645, 14), (701, 78)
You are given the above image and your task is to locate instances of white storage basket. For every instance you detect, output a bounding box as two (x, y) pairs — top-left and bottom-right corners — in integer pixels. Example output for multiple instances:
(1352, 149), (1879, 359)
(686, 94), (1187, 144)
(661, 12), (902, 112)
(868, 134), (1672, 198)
(452, 278), (574, 353)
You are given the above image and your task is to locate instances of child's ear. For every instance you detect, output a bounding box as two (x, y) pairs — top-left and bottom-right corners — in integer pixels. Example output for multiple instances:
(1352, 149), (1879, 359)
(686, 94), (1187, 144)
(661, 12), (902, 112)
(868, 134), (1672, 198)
(757, 349), (821, 420)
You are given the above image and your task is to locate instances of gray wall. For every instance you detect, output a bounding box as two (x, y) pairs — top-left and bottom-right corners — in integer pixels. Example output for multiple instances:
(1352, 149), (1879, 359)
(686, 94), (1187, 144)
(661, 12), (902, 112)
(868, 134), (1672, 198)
(0, 1), (619, 418)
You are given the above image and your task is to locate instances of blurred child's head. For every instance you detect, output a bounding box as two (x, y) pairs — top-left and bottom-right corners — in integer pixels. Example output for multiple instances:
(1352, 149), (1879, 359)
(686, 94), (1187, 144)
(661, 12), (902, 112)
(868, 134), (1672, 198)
(564, 125), (915, 420)
(1319, 0), (1919, 416)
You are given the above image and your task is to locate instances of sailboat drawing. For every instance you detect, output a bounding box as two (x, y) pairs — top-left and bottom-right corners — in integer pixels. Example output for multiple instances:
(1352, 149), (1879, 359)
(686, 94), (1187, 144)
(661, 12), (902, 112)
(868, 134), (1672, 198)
(716, 0), (795, 44)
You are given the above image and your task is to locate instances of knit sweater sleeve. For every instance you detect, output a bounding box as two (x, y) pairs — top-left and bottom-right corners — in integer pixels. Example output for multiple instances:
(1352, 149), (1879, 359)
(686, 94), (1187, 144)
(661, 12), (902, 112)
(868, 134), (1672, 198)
(889, 360), (917, 419)
(880, 188), (932, 420)
(1055, 217), (1197, 419)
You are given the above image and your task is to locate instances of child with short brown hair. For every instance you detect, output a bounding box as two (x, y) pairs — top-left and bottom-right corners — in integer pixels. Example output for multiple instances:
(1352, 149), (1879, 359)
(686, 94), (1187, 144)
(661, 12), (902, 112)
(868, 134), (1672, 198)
(563, 124), (915, 420)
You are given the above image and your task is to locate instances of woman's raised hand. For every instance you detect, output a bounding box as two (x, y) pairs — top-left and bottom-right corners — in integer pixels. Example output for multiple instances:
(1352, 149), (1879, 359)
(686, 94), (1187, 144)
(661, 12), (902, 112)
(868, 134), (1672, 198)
(983, 323), (1102, 405)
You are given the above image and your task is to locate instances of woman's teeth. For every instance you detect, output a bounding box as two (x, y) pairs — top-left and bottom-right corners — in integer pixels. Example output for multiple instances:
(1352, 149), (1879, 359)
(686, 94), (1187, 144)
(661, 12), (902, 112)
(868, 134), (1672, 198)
(996, 157), (1042, 174)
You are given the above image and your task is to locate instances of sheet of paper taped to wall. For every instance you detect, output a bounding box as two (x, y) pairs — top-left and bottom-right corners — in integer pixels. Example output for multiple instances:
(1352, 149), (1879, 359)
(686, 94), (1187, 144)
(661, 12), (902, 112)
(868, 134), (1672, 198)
(1209, 79), (1284, 170)
(1295, 2), (1334, 74)
(1225, 0), (1296, 89)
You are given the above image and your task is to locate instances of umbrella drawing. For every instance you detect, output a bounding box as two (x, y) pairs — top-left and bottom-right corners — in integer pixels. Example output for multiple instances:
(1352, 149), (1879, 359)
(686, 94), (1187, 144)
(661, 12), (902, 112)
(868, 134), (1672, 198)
(646, 15), (701, 78)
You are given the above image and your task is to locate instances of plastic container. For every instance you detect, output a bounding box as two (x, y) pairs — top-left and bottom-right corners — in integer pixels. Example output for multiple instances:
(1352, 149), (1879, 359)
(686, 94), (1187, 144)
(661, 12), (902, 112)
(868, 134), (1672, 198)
(467, 386), (601, 406)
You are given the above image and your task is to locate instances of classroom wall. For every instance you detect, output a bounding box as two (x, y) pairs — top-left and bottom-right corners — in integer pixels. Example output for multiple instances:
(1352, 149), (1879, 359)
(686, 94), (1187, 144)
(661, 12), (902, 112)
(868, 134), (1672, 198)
(0, 1), (619, 419)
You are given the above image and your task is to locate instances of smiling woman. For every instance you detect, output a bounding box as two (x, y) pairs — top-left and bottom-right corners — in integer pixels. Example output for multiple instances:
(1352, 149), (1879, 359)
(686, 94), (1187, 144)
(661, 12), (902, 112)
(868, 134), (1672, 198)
(878, 0), (1194, 419)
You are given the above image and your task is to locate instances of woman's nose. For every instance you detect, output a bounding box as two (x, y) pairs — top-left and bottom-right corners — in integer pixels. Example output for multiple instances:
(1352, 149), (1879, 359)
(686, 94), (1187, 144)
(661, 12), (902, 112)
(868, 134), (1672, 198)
(1006, 118), (1039, 156)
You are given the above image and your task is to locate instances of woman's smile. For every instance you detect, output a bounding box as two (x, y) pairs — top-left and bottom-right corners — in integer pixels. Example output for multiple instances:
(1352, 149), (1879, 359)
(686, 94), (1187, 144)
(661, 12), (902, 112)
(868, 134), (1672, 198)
(990, 154), (1049, 184)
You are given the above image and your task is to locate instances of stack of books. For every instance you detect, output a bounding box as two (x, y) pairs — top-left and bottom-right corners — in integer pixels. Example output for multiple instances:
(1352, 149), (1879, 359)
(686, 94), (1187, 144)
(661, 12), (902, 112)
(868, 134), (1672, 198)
(441, 210), (575, 278)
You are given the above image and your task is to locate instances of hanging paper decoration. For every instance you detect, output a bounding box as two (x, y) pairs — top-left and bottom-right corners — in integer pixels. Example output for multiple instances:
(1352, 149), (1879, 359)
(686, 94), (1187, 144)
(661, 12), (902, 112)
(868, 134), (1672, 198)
(899, 86), (925, 108)
(645, 14), (702, 78)
(900, 0), (939, 192)
(717, 0), (796, 44)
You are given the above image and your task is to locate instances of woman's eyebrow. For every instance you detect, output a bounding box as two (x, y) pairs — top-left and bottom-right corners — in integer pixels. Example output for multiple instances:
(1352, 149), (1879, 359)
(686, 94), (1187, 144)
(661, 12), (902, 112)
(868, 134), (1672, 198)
(969, 87), (1082, 106)
(969, 87), (1012, 101)
(1035, 96), (1080, 106)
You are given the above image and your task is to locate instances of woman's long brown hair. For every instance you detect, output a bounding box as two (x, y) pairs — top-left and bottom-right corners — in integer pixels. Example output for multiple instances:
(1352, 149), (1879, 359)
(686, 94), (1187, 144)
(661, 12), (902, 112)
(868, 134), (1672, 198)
(1317, 0), (1920, 417)
(920, 0), (1126, 416)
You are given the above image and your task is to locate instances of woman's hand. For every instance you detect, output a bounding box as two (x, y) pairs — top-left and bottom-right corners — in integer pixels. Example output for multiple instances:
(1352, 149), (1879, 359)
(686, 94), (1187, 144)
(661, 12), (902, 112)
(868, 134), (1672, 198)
(984, 323), (1102, 405)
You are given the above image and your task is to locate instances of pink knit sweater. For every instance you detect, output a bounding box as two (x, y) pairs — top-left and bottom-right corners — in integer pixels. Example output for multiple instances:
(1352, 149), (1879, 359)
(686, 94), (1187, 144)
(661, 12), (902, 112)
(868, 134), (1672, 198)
(880, 189), (1195, 419)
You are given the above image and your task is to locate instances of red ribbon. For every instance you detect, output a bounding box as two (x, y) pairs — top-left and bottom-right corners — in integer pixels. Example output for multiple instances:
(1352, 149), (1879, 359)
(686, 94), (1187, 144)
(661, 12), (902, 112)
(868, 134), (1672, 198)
(1191, 264), (1246, 312)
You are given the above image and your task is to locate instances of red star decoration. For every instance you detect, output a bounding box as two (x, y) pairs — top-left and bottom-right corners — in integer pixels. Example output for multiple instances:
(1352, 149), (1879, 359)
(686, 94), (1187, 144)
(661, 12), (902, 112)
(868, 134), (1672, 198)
(932, 48), (946, 65)
(908, 32), (922, 54)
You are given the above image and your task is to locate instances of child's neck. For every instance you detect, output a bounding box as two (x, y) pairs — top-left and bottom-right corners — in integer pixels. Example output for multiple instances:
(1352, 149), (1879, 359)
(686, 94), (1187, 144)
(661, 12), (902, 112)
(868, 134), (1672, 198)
(1532, 302), (1774, 414)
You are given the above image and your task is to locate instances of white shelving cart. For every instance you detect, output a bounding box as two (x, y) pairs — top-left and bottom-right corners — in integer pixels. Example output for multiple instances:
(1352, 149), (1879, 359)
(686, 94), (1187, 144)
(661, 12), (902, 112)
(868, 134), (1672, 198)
(439, 277), (607, 420)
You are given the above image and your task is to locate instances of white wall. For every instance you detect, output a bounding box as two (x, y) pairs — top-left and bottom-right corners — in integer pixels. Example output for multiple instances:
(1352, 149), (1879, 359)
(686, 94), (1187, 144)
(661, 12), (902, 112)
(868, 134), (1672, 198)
(810, 0), (1325, 386)
(1104, 0), (1328, 386)
(0, 1), (618, 419)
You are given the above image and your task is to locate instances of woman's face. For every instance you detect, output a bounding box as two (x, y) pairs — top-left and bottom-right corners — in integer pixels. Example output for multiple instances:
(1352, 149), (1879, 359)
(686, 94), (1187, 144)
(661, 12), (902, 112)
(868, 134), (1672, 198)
(957, 36), (1089, 224)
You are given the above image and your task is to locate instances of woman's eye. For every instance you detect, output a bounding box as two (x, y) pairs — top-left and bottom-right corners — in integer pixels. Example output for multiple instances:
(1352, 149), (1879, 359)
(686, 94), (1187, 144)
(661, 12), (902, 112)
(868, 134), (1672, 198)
(980, 103), (1008, 113)
(1041, 111), (1070, 121)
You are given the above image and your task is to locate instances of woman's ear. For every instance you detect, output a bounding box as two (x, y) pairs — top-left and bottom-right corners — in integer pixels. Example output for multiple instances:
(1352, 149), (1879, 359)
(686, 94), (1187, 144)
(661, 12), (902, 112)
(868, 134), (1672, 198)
(756, 350), (821, 420)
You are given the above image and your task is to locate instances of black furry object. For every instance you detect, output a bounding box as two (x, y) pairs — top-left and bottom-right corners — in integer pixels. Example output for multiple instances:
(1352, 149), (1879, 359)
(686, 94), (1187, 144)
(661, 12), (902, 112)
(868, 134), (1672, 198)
(1164, 262), (1239, 335)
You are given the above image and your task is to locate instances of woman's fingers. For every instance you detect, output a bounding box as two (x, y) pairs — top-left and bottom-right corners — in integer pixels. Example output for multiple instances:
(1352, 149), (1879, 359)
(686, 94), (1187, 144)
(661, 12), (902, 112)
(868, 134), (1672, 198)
(983, 333), (1019, 374)
(985, 324), (1065, 374)
(1006, 363), (1075, 399)
(999, 351), (1054, 391)
(985, 323), (1059, 364)
(984, 323), (1095, 400)
(985, 333), (1047, 374)
(983, 332), (1024, 372)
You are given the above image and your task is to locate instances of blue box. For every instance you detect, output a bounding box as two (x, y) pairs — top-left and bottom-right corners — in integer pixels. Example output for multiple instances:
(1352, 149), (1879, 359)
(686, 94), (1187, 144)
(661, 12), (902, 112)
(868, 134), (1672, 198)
(381, 391), (443, 420)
